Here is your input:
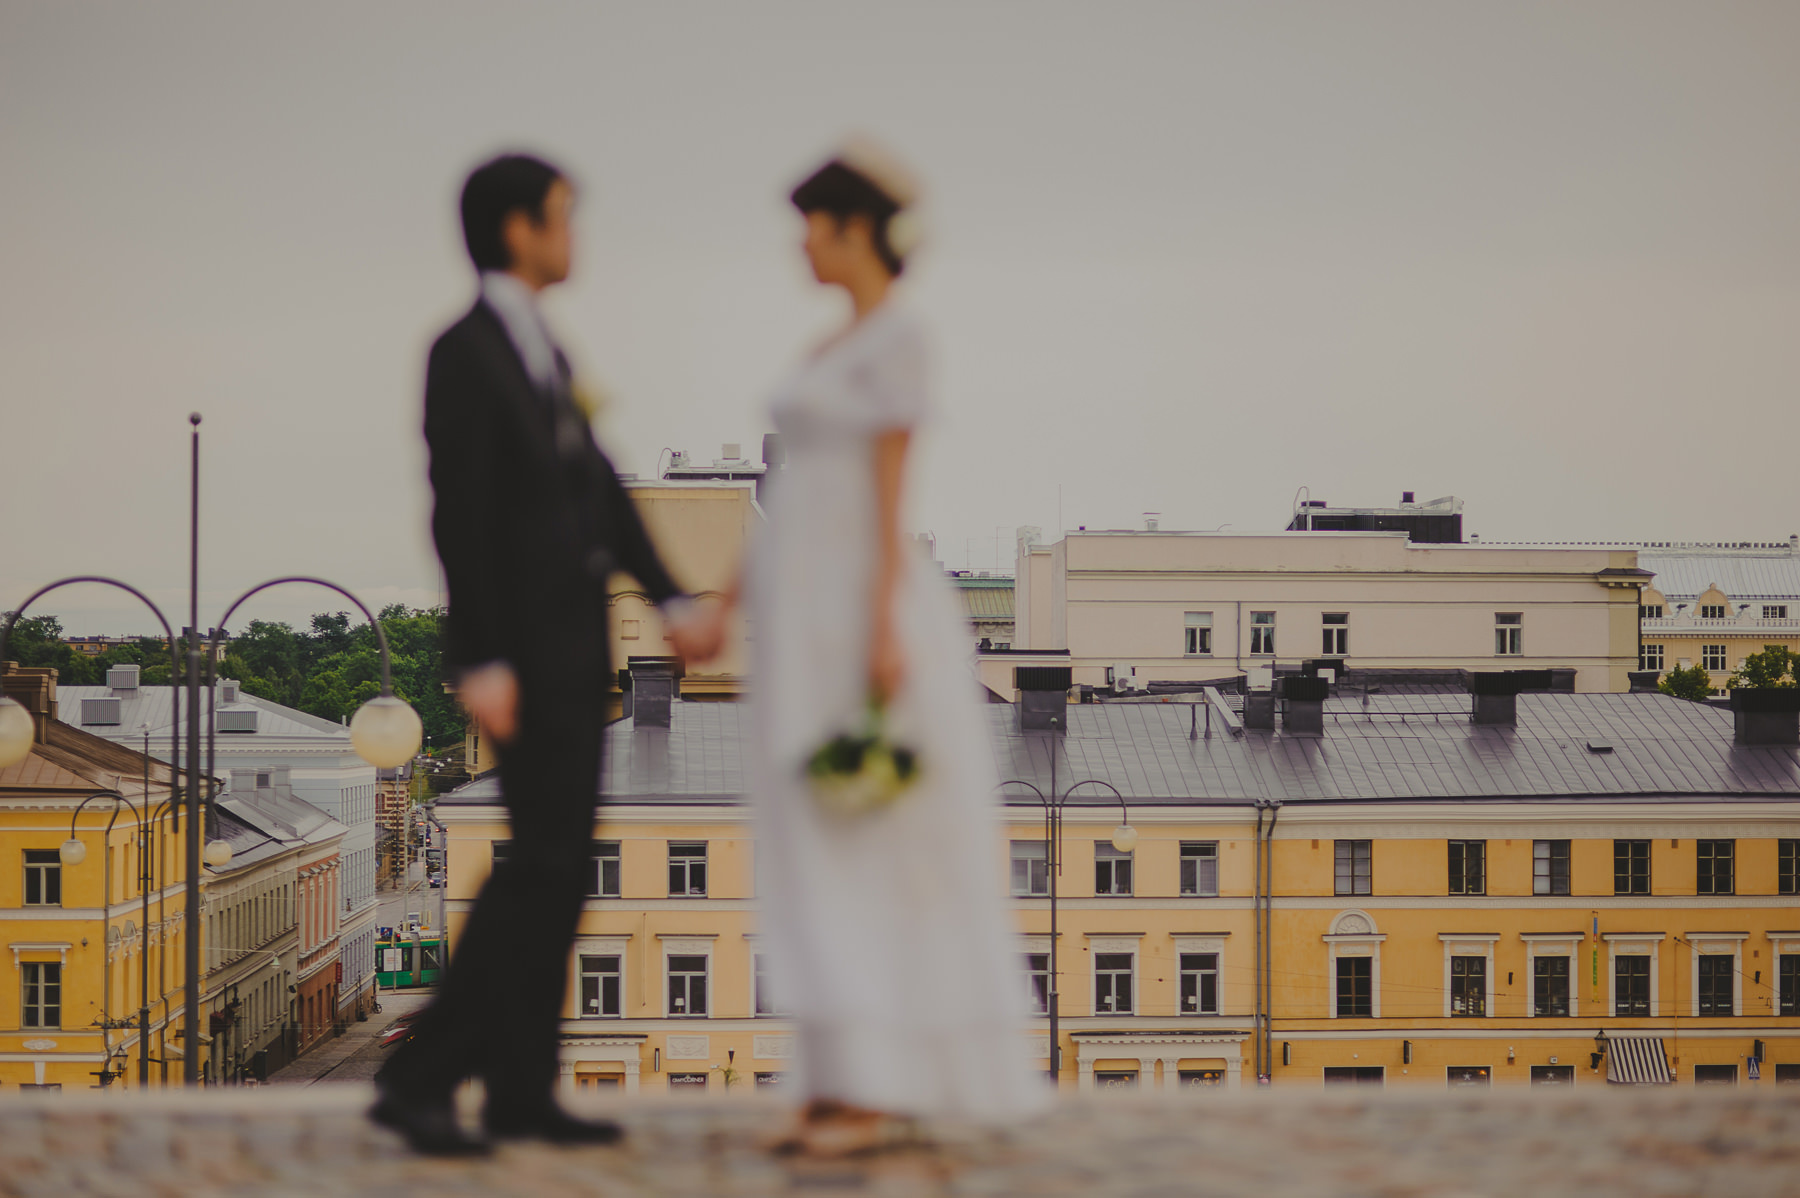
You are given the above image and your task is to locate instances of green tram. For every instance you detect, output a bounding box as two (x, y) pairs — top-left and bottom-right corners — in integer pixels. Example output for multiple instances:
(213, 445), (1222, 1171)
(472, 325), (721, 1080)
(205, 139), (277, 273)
(376, 932), (445, 989)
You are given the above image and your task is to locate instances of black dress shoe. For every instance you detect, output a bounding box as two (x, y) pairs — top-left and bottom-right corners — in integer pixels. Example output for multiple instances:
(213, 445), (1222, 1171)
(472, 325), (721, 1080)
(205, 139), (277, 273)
(370, 1090), (492, 1157)
(485, 1106), (624, 1146)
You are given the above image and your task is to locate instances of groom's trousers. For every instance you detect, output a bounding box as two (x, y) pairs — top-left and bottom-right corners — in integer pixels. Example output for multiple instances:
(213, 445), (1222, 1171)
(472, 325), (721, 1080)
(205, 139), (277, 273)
(378, 679), (605, 1111)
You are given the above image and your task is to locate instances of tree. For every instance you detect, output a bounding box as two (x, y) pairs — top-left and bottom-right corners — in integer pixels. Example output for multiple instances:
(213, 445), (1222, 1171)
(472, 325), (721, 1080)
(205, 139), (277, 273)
(1729, 645), (1799, 690)
(1658, 663), (1713, 703)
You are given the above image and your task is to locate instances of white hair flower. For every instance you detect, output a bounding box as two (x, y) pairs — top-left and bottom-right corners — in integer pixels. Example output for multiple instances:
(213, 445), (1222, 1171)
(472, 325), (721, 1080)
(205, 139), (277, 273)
(886, 208), (924, 260)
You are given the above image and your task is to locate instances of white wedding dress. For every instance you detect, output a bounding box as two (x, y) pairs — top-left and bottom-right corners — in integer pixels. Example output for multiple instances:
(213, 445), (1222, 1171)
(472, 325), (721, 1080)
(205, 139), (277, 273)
(746, 301), (1046, 1122)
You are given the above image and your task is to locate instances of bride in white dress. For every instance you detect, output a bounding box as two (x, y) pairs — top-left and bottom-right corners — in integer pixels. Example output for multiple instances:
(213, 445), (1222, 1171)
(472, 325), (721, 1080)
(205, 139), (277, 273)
(686, 140), (1045, 1154)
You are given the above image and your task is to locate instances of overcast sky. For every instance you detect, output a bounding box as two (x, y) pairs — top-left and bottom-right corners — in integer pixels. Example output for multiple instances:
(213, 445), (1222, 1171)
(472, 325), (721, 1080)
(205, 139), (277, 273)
(3, 2), (1797, 636)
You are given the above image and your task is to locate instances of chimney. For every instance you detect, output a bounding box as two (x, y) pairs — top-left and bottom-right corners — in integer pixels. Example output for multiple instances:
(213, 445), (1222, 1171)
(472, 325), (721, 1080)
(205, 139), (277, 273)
(1243, 670), (1276, 730)
(219, 679), (240, 705)
(1729, 688), (1800, 746)
(108, 663), (141, 693)
(1401, 491), (1415, 505)
(721, 442), (742, 461)
(1627, 671), (1661, 694)
(629, 659), (678, 729)
(1280, 676), (1328, 735)
(1, 664), (57, 746)
(1470, 672), (1521, 725)
(1143, 512), (1161, 532)
(1016, 666), (1072, 733)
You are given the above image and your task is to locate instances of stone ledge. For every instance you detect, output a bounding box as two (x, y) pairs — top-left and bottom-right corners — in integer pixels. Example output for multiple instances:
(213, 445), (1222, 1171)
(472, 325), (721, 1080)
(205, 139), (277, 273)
(1, 1084), (1797, 1196)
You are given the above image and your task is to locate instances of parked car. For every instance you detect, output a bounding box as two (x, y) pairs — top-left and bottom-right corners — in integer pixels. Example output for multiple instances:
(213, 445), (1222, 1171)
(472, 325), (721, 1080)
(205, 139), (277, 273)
(379, 1012), (418, 1049)
(427, 872), (444, 888)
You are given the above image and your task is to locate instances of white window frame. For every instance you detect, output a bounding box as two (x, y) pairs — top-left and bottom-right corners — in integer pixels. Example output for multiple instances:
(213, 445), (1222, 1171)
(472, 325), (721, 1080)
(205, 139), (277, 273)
(1010, 840), (1049, 897)
(574, 938), (628, 1019)
(1764, 605), (1789, 620)
(1184, 611), (1214, 657)
(1439, 934), (1499, 1019)
(1605, 933), (1664, 1018)
(1699, 604), (1727, 620)
(1521, 933), (1582, 1019)
(1088, 935), (1139, 1017)
(1321, 613), (1349, 657)
(1325, 911), (1384, 1019)
(659, 935), (715, 1019)
(1771, 934), (1800, 1017)
(1640, 643), (1664, 672)
(1249, 612), (1276, 656)
(1687, 933), (1748, 1018)
(1175, 935), (1226, 1016)
(1179, 842), (1219, 897)
(1495, 612), (1523, 656)
(20, 959), (62, 1029)
(23, 849), (61, 908)
(1021, 934), (1052, 1016)
(1701, 645), (1728, 672)
(1094, 842), (1134, 897)
(668, 842), (707, 898)
(588, 841), (622, 899)
(750, 946), (783, 1017)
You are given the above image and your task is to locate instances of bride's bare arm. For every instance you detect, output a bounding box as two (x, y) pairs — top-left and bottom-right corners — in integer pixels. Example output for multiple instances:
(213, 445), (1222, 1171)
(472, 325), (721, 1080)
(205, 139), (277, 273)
(868, 427), (911, 703)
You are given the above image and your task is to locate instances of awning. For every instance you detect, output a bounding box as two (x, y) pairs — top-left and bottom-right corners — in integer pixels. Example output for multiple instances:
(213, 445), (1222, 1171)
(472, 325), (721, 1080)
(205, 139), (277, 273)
(1606, 1036), (1673, 1085)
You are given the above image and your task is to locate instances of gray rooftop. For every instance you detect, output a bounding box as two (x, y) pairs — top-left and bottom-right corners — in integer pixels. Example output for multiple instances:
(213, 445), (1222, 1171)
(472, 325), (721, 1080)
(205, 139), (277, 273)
(57, 681), (354, 760)
(440, 692), (1800, 808)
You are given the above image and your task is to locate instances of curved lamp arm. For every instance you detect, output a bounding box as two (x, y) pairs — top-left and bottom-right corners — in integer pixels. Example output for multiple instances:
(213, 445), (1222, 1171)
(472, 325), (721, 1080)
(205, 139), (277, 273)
(61, 789), (140, 866)
(1, 579), (185, 831)
(212, 576), (396, 694)
(1063, 779), (1136, 852)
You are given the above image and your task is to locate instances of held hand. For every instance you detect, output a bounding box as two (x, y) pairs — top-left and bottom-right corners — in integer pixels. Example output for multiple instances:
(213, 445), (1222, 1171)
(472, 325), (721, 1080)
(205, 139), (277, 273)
(668, 603), (729, 665)
(459, 661), (520, 747)
(867, 616), (907, 706)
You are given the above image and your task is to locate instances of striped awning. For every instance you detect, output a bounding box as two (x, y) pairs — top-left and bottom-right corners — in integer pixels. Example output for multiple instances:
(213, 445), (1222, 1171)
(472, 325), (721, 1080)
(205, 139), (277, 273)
(1606, 1036), (1673, 1085)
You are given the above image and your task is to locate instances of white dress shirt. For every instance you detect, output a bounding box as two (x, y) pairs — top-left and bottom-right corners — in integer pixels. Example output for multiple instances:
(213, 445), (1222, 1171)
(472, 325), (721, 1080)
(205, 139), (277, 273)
(479, 270), (560, 393)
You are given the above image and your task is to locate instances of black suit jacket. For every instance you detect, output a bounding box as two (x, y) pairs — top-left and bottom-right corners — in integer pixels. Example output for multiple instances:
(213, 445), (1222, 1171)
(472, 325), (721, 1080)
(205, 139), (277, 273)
(423, 299), (680, 689)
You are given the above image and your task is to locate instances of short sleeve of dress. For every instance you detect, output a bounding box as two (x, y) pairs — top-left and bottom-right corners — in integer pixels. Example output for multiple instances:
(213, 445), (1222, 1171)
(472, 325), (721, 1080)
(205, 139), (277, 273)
(843, 310), (929, 431)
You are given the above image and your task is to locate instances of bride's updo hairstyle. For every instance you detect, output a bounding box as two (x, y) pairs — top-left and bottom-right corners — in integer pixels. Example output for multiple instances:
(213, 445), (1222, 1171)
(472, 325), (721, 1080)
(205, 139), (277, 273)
(790, 136), (923, 277)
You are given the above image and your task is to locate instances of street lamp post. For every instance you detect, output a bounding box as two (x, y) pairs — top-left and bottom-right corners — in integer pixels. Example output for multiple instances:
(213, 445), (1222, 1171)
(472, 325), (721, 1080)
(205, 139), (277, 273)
(999, 748), (1134, 1087)
(0, 415), (421, 1085)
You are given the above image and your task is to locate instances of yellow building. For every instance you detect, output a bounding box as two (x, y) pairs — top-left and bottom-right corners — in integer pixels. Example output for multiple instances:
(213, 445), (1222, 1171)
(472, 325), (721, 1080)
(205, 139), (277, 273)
(437, 669), (1800, 1093)
(0, 667), (193, 1089)
(1631, 540), (1800, 694)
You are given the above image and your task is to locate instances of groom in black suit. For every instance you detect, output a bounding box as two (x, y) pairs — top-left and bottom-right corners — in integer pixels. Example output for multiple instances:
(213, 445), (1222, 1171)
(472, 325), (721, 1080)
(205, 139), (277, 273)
(373, 154), (700, 1155)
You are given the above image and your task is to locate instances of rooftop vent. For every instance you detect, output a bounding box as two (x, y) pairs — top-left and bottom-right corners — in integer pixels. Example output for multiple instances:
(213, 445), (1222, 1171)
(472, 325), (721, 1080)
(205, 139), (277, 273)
(1143, 513), (1161, 532)
(628, 659), (679, 729)
(106, 664), (140, 692)
(219, 679), (240, 705)
(1017, 666), (1072, 733)
(1469, 672), (1521, 726)
(81, 696), (122, 726)
(721, 442), (742, 461)
(216, 709), (259, 733)
(1729, 688), (1800, 746)
(1280, 676), (1327, 735)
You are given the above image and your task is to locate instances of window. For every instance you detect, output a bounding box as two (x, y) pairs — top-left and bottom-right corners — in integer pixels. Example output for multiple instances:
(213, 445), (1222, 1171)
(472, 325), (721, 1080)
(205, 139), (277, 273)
(1334, 840), (1371, 896)
(1533, 840), (1571, 896)
(1693, 1064), (1737, 1085)
(1639, 604), (1664, 619)
(1450, 956), (1486, 1017)
(578, 955), (621, 1018)
(492, 839), (511, 867)
(1179, 842), (1219, 897)
(1335, 956), (1372, 1017)
(1094, 1070), (1138, 1088)
(1782, 841), (1799, 896)
(1615, 956), (1651, 1016)
(1024, 952), (1049, 1014)
(1639, 644), (1664, 671)
(1094, 953), (1134, 1015)
(668, 843), (707, 897)
(1765, 605), (1789, 620)
(1697, 955), (1734, 1016)
(1494, 613), (1523, 655)
(1697, 839), (1734, 895)
(754, 1072), (784, 1087)
(1702, 645), (1728, 671)
(1322, 1066), (1383, 1086)
(1700, 604), (1727, 620)
(1321, 613), (1349, 656)
(588, 842), (620, 899)
(22, 962), (61, 1028)
(1010, 841), (1049, 897)
(754, 953), (780, 1016)
(1533, 956), (1569, 1017)
(1778, 1064), (1800, 1086)
(1094, 843), (1133, 896)
(667, 954), (708, 1017)
(1531, 1065), (1575, 1085)
(1184, 612), (1213, 656)
(1179, 953), (1219, 1015)
(1447, 840), (1485, 896)
(1447, 1066), (1491, 1087)
(1178, 1069), (1224, 1087)
(23, 850), (61, 907)
(1249, 611), (1276, 655)
(1780, 957), (1799, 1017)
(1614, 840), (1651, 896)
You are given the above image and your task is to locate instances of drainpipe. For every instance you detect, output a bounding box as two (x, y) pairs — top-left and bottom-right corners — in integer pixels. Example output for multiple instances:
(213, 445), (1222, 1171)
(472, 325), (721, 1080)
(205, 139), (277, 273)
(1251, 802), (1264, 1076)
(1261, 800), (1282, 1081)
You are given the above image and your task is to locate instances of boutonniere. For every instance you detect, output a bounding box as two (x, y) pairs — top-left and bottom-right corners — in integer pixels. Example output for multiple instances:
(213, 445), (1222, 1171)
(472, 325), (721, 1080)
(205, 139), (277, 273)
(568, 376), (610, 423)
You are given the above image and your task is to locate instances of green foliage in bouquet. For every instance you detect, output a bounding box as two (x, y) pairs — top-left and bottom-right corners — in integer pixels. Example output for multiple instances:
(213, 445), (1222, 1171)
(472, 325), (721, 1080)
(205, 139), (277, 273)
(805, 702), (920, 817)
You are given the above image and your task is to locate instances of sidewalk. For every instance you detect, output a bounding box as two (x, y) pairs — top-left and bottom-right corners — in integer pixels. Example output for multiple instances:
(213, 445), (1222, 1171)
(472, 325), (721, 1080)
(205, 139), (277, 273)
(265, 990), (434, 1086)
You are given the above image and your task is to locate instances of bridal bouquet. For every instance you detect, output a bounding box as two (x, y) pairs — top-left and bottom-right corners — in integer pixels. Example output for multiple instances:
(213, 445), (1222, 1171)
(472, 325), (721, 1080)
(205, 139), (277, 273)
(805, 702), (920, 817)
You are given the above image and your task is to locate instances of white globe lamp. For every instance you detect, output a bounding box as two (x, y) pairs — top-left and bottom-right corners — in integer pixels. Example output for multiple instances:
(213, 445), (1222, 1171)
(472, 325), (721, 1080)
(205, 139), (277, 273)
(59, 837), (87, 866)
(204, 839), (234, 868)
(0, 696), (35, 769)
(350, 694), (423, 769)
(1111, 824), (1139, 853)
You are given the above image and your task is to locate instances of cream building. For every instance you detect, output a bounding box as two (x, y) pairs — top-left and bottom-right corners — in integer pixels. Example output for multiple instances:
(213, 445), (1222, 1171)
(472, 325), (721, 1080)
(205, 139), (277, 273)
(435, 669), (1800, 1094)
(1003, 526), (1649, 697)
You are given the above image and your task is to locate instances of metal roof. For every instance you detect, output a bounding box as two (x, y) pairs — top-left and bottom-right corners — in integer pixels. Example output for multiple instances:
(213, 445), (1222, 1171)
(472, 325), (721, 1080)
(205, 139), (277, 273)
(1637, 549), (1800, 602)
(951, 575), (1015, 621)
(55, 683), (354, 759)
(440, 692), (1800, 808)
